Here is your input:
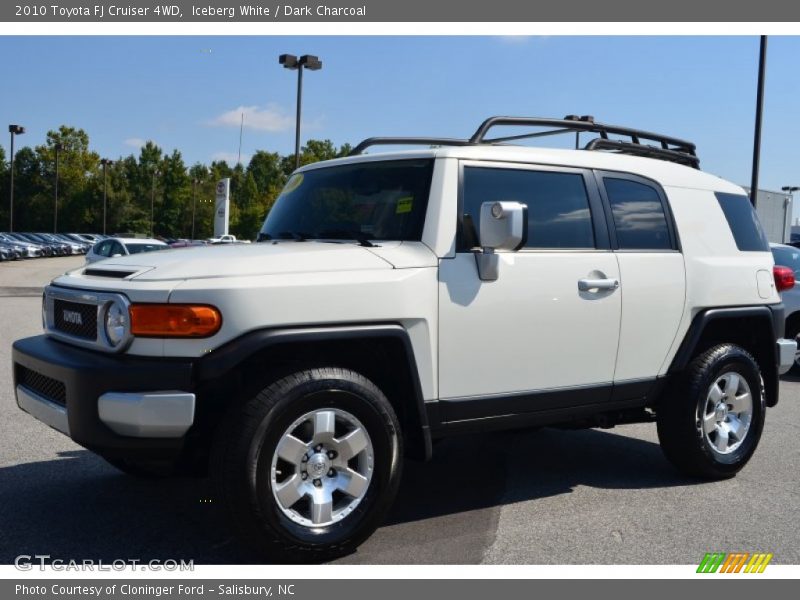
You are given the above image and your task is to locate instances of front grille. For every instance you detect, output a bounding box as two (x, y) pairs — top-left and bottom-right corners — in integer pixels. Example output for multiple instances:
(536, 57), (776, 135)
(17, 366), (67, 406)
(53, 298), (97, 340)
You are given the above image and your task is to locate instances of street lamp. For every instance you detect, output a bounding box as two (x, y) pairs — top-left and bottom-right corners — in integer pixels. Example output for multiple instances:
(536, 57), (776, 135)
(53, 143), (63, 233)
(100, 159), (114, 235)
(279, 53), (322, 170)
(8, 124), (25, 232)
(191, 178), (198, 240)
(150, 168), (160, 238)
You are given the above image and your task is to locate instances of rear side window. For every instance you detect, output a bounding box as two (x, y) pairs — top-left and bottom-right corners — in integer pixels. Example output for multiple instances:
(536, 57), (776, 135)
(604, 177), (673, 250)
(715, 192), (769, 252)
(462, 167), (595, 249)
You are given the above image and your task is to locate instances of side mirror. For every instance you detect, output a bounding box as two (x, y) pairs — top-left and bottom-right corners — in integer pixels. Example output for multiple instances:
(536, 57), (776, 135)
(474, 201), (528, 281)
(111, 253), (122, 258)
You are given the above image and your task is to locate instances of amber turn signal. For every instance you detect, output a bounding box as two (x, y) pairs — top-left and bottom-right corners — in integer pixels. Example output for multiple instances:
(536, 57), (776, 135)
(129, 304), (222, 338)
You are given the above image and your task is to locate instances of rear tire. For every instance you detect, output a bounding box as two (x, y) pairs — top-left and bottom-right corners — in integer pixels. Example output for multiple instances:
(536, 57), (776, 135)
(657, 344), (765, 479)
(211, 367), (403, 562)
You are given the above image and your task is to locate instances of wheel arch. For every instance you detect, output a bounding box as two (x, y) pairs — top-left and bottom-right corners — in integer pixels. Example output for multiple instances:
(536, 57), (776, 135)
(668, 306), (783, 407)
(194, 324), (432, 461)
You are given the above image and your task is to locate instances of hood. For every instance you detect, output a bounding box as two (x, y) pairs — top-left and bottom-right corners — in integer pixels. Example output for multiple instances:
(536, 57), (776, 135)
(75, 241), (399, 282)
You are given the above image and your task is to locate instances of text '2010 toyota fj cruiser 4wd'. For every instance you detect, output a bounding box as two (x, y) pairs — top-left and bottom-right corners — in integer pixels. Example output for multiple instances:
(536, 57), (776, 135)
(12, 116), (796, 560)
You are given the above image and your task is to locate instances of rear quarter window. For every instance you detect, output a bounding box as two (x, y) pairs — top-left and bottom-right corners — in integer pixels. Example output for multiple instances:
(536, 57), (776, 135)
(715, 192), (769, 252)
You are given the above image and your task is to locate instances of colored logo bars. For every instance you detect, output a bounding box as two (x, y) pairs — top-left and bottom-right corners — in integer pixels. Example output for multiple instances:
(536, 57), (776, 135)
(697, 552), (773, 573)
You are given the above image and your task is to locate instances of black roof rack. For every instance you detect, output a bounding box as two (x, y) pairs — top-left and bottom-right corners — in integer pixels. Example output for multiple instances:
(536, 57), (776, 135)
(349, 115), (699, 168)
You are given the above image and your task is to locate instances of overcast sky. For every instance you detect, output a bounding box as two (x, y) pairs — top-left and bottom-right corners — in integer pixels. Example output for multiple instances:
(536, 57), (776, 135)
(1, 35), (798, 202)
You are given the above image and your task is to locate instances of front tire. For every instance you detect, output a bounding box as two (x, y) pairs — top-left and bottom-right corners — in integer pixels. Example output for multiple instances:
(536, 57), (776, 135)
(657, 344), (765, 479)
(211, 367), (403, 561)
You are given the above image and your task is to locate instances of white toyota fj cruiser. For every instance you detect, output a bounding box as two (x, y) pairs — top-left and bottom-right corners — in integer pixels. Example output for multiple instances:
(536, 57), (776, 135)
(12, 116), (796, 560)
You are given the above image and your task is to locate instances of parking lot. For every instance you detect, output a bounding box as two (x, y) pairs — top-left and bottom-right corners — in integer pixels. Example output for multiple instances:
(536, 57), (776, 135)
(0, 256), (798, 565)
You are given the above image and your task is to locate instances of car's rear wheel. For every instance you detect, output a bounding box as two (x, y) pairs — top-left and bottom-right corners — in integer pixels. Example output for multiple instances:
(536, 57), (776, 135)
(211, 367), (403, 561)
(657, 344), (765, 479)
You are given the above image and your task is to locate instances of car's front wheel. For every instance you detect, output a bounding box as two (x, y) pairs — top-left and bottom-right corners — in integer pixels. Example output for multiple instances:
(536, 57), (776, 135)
(211, 367), (403, 561)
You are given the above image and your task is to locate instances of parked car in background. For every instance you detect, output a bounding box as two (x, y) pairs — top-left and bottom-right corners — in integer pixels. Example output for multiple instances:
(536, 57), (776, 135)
(43, 233), (87, 255)
(0, 233), (44, 258)
(85, 237), (168, 263)
(207, 234), (240, 244)
(0, 244), (15, 261)
(771, 242), (800, 371)
(169, 239), (207, 249)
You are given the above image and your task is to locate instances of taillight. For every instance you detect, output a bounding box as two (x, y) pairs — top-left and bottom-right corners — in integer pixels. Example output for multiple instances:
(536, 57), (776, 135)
(773, 265), (795, 292)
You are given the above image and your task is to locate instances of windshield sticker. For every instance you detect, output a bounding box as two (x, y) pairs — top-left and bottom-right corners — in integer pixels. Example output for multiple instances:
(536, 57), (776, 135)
(283, 173), (304, 194)
(396, 196), (413, 214)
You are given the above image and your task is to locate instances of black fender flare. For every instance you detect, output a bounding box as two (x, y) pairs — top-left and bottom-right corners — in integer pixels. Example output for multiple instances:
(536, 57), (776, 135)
(668, 304), (784, 407)
(194, 323), (432, 459)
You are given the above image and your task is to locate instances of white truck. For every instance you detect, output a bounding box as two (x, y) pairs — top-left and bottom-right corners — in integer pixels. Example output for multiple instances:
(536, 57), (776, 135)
(12, 116), (796, 561)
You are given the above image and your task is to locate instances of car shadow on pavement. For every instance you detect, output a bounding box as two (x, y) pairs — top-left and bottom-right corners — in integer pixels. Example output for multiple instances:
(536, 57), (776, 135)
(385, 426), (697, 527)
(0, 427), (695, 565)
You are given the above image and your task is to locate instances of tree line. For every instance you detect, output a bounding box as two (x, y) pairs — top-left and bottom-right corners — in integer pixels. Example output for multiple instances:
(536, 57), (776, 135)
(0, 125), (352, 240)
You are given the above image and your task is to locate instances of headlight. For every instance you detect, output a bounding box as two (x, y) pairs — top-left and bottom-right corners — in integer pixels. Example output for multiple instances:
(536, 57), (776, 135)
(104, 301), (128, 347)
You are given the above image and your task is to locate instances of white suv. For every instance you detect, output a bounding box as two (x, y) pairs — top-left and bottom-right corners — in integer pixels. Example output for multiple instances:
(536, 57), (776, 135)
(12, 116), (796, 560)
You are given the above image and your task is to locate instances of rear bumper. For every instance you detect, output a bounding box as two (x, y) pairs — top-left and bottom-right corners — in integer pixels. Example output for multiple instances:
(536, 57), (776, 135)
(777, 338), (796, 375)
(12, 335), (195, 460)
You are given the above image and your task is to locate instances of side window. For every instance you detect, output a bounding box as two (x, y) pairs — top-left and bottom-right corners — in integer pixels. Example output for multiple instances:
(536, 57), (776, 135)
(604, 177), (673, 250)
(715, 192), (769, 252)
(111, 242), (124, 256)
(94, 241), (111, 256)
(462, 167), (595, 249)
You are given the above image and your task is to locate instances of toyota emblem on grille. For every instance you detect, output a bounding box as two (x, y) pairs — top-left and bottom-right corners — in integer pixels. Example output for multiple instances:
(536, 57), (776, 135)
(62, 310), (83, 325)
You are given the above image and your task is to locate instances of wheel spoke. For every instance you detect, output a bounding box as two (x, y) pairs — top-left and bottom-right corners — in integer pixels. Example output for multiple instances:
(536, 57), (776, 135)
(312, 411), (336, 444)
(274, 474), (305, 509)
(708, 383), (724, 404)
(336, 427), (369, 460)
(727, 415), (746, 441)
(310, 489), (333, 524)
(277, 434), (309, 464)
(730, 392), (751, 414)
(723, 373), (741, 396)
(337, 468), (369, 499)
(714, 425), (730, 453)
(702, 413), (717, 435)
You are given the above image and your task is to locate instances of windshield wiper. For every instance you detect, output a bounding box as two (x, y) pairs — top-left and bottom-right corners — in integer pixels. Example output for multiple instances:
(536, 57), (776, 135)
(317, 230), (377, 247)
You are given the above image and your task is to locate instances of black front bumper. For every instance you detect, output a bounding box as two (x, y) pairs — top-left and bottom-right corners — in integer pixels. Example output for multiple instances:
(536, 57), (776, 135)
(12, 335), (195, 459)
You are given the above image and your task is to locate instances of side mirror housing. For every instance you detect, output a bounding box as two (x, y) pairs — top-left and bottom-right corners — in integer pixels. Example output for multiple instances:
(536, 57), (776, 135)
(479, 201), (527, 251)
(475, 201), (528, 281)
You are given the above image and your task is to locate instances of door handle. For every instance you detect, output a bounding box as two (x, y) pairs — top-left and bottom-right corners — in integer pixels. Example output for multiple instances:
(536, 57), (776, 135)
(578, 278), (619, 292)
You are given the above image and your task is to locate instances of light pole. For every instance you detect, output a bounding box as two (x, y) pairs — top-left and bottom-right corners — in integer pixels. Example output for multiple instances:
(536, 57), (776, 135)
(750, 36), (768, 207)
(150, 168), (160, 238)
(100, 159), (113, 235)
(782, 186), (799, 228)
(53, 143), (63, 233)
(8, 124), (25, 232)
(191, 178), (198, 240)
(279, 54), (322, 170)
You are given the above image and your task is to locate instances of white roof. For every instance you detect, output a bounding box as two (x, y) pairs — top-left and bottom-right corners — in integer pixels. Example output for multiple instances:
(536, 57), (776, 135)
(298, 145), (743, 194)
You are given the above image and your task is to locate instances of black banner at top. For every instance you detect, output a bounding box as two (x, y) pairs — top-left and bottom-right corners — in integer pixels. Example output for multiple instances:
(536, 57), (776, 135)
(2, 0), (800, 22)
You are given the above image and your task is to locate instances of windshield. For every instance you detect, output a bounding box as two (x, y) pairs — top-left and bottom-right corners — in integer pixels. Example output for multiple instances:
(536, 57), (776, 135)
(259, 159), (434, 243)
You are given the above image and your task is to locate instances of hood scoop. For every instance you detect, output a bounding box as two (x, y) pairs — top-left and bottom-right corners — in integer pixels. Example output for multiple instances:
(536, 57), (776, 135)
(83, 267), (141, 279)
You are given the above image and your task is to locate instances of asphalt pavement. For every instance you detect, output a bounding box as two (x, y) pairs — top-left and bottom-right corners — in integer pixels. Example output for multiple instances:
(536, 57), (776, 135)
(0, 256), (798, 564)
